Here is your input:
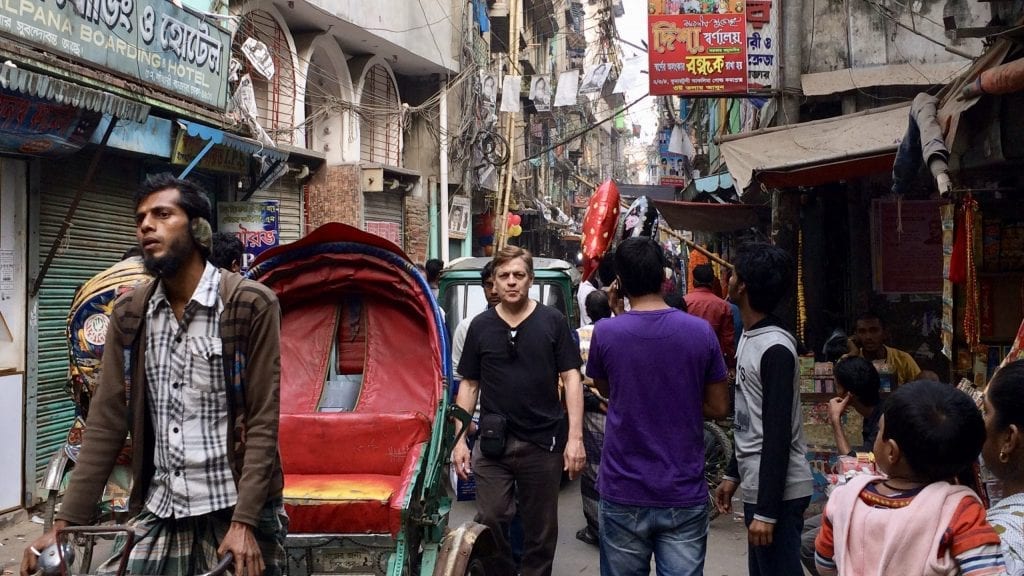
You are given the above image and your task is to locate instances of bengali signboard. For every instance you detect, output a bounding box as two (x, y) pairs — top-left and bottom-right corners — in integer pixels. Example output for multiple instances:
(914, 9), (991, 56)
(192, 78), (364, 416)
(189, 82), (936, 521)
(218, 201), (280, 271)
(648, 9), (748, 96)
(0, 90), (101, 155)
(745, 0), (779, 93)
(0, 0), (230, 109)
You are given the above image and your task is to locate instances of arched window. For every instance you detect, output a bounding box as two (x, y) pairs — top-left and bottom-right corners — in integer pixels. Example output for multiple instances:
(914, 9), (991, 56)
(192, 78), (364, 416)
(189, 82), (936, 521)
(231, 10), (297, 145)
(359, 64), (401, 166)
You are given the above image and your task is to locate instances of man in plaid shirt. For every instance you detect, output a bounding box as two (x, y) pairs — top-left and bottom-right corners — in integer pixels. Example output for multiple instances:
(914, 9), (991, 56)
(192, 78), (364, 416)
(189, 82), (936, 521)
(23, 174), (284, 576)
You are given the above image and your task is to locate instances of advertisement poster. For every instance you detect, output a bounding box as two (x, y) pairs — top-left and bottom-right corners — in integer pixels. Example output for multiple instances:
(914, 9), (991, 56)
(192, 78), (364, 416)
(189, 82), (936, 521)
(648, 3), (748, 96)
(871, 200), (943, 294)
(218, 201), (280, 271)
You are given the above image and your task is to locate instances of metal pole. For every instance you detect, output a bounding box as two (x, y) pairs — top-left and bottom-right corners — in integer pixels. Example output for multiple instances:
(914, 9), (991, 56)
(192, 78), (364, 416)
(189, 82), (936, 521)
(32, 117), (119, 297)
(439, 79), (450, 262)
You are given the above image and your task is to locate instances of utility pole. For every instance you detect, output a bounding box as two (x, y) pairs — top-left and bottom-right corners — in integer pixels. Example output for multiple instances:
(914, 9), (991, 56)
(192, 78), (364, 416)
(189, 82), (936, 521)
(780, 0), (803, 126)
(439, 79), (450, 262)
(496, 0), (520, 250)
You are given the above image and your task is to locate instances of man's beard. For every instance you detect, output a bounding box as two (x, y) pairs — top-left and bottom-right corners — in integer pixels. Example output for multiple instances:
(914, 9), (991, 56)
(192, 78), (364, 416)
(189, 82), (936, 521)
(142, 236), (192, 278)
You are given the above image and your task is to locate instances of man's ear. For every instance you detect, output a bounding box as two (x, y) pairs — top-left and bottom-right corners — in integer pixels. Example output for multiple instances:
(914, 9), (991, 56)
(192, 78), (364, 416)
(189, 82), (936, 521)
(1006, 424), (1021, 456)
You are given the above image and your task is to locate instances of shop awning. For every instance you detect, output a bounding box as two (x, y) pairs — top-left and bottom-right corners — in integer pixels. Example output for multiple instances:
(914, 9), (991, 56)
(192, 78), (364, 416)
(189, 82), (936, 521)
(176, 119), (289, 178)
(0, 65), (150, 123)
(801, 62), (969, 97)
(653, 200), (766, 233)
(719, 104), (909, 192)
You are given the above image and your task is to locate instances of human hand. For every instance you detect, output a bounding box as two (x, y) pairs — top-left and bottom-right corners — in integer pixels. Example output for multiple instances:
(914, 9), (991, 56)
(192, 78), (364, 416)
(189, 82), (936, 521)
(828, 393), (850, 424)
(606, 281), (625, 316)
(563, 437), (587, 480)
(21, 522), (65, 576)
(748, 519), (775, 547)
(714, 479), (737, 515)
(452, 440), (472, 481)
(218, 522), (264, 576)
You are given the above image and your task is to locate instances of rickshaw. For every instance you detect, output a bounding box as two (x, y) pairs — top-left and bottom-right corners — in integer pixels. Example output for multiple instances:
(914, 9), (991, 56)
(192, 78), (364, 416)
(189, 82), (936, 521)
(41, 256), (152, 532)
(247, 222), (496, 576)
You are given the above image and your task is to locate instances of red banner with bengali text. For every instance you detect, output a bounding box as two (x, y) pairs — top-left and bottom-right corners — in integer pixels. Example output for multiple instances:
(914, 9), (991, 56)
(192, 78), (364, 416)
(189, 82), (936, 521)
(648, 13), (748, 96)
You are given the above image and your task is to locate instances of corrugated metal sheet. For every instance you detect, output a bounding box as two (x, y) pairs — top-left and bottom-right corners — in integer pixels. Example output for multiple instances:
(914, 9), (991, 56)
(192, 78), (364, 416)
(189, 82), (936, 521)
(34, 155), (139, 481)
(363, 190), (404, 248)
(248, 174), (302, 243)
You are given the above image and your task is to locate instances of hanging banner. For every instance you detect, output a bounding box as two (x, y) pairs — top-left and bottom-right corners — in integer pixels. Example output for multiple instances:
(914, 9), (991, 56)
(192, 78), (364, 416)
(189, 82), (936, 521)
(218, 201), (280, 271)
(745, 0), (780, 93)
(648, 7), (748, 96)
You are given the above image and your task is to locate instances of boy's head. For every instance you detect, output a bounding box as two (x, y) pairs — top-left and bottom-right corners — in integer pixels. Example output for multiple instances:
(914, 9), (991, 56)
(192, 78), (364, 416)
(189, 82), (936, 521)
(425, 258), (444, 285)
(585, 289), (612, 322)
(728, 243), (792, 314)
(210, 232), (244, 272)
(614, 237), (667, 298)
(834, 356), (881, 407)
(876, 380), (985, 482)
(692, 264), (715, 288)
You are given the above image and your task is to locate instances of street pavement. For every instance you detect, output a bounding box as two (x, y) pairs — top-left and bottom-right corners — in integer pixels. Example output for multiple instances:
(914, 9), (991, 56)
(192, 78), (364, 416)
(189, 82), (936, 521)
(450, 477), (752, 575)
(0, 479), (752, 575)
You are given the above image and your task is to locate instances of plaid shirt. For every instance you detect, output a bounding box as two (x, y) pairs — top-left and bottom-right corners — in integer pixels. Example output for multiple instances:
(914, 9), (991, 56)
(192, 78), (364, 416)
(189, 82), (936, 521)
(144, 262), (237, 518)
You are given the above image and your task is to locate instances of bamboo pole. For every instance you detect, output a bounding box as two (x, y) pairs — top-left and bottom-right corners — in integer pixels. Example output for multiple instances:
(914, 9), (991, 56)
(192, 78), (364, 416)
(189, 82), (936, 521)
(496, 0), (520, 250)
(663, 226), (733, 269)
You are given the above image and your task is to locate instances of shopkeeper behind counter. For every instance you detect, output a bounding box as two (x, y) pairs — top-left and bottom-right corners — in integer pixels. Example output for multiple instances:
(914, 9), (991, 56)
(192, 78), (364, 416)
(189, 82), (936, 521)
(846, 311), (922, 388)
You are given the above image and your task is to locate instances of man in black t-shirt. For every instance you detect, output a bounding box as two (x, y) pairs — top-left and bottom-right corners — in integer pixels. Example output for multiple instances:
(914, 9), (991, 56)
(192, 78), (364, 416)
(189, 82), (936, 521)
(454, 246), (585, 576)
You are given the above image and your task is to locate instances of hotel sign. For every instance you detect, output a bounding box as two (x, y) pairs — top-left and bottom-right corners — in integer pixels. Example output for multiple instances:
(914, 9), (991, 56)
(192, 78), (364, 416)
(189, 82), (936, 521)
(0, 0), (230, 109)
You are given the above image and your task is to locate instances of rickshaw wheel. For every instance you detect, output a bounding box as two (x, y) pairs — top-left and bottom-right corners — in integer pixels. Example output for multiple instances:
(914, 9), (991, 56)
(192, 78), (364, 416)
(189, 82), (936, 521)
(464, 557), (489, 576)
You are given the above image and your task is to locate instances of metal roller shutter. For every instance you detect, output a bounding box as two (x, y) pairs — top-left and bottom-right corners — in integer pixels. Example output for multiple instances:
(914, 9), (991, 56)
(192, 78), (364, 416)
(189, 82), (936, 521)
(246, 174), (302, 243)
(34, 155), (141, 482)
(363, 190), (404, 248)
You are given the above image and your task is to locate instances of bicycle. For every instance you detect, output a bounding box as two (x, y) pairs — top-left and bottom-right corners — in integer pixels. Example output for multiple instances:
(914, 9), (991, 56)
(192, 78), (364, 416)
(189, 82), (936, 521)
(703, 419), (732, 521)
(38, 526), (233, 576)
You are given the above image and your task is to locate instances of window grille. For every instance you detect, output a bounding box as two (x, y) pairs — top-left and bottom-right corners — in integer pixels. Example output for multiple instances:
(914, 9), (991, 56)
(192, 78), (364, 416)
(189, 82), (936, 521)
(359, 64), (401, 166)
(231, 10), (297, 146)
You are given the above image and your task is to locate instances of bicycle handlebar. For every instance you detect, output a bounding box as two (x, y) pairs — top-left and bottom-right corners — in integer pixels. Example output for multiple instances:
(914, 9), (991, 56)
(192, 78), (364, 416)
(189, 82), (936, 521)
(198, 552), (233, 576)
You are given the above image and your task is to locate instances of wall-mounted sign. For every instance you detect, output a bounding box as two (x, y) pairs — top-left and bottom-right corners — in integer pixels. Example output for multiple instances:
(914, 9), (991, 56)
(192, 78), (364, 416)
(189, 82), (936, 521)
(0, 0), (230, 109)
(171, 131), (248, 174)
(648, 7), (748, 96)
(218, 201), (280, 271)
(0, 90), (100, 156)
(449, 196), (470, 240)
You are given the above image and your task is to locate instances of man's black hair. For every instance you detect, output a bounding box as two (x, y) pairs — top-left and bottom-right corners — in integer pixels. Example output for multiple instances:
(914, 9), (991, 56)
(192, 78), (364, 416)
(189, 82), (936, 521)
(134, 172), (212, 224)
(480, 261), (495, 285)
(614, 237), (666, 298)
(664, 291), (688, 313)
(596, 249), (617, 288)
(692, 263), (715, 287)
(855, 310), (886, 328)
(988, 360), (1024, 432)
(882, 380), (985, 482)
(834, 356), (881, 407)
(425, 258), (444, 283)
(733, 242), (792, 314)
(210, 232), (244, 270)
(585, 289), (612, 322)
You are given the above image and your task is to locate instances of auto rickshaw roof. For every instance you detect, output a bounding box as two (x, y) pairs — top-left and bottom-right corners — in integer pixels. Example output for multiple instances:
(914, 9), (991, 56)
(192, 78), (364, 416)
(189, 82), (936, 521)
(443, 256), (580, 284)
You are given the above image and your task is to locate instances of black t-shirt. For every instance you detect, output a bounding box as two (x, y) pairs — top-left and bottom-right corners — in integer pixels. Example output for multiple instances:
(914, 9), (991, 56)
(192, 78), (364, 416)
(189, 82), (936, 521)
(458, 303), (582, 452)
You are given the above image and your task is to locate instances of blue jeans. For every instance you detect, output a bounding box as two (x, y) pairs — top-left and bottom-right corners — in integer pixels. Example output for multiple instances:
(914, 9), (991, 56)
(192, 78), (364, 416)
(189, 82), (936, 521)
(743, 497), (810, 576)
(599, 499), (708, 576)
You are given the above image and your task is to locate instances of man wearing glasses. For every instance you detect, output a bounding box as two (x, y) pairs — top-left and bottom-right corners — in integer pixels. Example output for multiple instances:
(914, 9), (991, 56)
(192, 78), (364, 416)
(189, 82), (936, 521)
(453, 246), (585, 576)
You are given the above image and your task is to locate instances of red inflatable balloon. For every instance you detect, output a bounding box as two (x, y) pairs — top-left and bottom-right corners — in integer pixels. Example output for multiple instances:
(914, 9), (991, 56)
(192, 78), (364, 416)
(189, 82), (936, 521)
(581, 180), (620, 282)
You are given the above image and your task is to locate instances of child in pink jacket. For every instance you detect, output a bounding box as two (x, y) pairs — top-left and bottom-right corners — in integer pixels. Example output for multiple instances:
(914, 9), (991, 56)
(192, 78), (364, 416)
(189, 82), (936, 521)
(815, 380), (1006, 576)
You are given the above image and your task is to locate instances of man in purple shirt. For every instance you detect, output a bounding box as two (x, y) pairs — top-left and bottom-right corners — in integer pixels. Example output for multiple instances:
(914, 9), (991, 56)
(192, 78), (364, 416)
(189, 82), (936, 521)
(587, 237), (730, 576)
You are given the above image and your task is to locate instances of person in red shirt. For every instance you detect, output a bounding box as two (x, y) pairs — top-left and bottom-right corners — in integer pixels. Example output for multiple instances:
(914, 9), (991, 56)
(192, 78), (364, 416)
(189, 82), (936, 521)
(685, 264), (736, 367)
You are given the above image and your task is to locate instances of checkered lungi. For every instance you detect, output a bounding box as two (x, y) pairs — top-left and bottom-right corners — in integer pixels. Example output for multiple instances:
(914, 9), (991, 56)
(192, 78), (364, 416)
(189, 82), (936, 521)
(97, 499), (287, 576)
(580, 395), (606, 536)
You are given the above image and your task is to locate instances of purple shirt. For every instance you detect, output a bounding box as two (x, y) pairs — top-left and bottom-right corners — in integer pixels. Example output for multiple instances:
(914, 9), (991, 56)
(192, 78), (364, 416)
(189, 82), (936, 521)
(587, 308), (728, 507)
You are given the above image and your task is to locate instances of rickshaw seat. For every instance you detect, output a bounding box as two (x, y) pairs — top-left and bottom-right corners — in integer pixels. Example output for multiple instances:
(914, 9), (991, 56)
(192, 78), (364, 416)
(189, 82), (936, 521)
(279, 411), (431, 536)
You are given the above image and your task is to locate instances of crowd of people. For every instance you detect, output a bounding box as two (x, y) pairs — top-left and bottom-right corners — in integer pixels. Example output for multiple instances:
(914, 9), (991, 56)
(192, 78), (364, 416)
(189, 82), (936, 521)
(15, 173), (1024, 576)
(453, 238), (1024, 576)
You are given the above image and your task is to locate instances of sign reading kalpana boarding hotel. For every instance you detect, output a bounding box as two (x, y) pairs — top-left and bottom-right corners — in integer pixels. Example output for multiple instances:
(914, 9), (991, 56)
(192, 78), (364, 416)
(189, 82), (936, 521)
(0, 0), (230, 109)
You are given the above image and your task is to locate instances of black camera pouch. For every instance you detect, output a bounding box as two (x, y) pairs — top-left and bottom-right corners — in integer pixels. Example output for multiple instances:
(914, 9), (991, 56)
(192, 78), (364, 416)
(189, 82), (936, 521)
(478, 413), (508, 459)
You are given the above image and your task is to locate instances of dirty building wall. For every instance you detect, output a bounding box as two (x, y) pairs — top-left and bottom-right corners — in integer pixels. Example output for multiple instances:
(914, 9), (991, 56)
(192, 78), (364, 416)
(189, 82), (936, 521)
(801, 0), (991, 73)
